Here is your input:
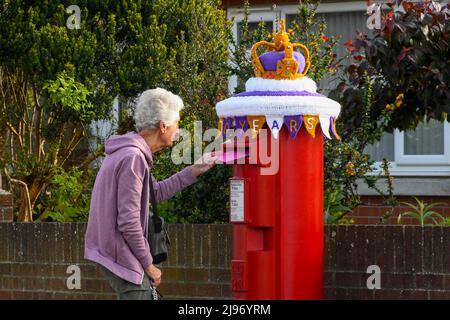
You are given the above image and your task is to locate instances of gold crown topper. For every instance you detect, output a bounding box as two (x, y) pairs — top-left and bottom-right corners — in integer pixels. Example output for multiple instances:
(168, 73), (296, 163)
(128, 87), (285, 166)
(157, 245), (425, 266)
(251, 19), (311, 80)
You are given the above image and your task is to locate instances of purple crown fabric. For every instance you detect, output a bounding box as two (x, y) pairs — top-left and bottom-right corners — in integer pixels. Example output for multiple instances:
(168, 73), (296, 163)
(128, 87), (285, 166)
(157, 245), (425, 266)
(234, 91), (323, 97)
(259, 51), (306, 73)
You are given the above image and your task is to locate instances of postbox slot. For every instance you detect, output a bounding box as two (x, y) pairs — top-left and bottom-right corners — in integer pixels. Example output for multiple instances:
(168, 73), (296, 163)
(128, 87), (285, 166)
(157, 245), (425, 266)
(219, 136), (274, 167)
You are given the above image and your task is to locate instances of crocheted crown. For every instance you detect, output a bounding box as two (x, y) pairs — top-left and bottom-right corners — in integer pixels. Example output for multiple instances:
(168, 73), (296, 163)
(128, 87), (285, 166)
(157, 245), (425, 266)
(251, 19), (311, 80)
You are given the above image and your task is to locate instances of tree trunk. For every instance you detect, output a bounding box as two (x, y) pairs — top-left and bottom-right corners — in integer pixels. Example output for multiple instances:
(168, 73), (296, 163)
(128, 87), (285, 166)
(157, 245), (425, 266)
(17, 189), (32, 222)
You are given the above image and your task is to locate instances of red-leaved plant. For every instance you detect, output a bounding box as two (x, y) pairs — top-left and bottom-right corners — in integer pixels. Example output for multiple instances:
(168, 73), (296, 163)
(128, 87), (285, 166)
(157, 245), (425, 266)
(331, 0), (450, 135)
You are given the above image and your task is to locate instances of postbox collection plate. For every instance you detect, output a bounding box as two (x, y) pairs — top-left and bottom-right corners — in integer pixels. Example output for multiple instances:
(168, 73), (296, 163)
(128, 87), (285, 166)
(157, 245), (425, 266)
(229, 179), (245, 223)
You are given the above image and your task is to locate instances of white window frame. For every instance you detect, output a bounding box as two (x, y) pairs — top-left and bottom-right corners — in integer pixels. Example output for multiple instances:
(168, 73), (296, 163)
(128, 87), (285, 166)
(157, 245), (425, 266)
(369, 123), (450, 176)
(396, 122), (450, 166)
(227, 1), (450, 176)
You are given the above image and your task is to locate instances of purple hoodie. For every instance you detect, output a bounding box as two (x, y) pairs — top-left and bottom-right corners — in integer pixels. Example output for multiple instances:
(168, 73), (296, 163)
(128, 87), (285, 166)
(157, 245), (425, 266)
(84, 132), (197, 285)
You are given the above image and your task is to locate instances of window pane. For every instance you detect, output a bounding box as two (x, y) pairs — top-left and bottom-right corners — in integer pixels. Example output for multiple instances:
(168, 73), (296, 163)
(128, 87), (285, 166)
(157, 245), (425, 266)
(404, 120), (444, 155)
(364, 132), (395, 162)
(286, 11), (369, 60)
(318, 12), (368, 64)
(287, 11), (369, 92)
(237, 21), (273, 45)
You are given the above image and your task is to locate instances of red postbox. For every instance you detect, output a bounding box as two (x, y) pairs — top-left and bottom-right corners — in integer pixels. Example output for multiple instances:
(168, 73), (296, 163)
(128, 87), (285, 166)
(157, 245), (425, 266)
(225, 126), (324, 300)
(215, 20), (341, 300)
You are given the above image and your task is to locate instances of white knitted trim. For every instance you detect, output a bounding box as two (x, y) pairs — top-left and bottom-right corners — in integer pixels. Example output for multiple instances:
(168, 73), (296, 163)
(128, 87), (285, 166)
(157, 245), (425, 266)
(216, 95), (341, 118)
(245, 77), (318, 93)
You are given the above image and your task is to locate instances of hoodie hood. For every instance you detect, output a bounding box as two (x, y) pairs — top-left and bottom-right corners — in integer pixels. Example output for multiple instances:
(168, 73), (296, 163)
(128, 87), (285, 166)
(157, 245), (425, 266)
(105, 132), (153, 164)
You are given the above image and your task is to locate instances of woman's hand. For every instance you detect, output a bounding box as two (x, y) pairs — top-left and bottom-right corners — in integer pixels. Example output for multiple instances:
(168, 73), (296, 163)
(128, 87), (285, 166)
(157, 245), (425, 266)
(191, 152), (219, 177)
(145, 264), (162, 286)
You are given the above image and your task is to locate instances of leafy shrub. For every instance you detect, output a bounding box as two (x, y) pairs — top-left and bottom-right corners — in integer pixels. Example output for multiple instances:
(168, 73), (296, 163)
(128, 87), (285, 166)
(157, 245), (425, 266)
(35, 167), (94, 222)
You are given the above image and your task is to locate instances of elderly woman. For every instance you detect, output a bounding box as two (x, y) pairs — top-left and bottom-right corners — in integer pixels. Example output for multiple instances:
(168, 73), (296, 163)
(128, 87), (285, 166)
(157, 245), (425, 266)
(84, 88), (217, 300)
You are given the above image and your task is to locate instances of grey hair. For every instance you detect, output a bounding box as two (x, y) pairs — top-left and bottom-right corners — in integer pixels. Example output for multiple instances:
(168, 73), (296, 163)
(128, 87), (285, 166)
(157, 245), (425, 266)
(134, 88), (184, 131)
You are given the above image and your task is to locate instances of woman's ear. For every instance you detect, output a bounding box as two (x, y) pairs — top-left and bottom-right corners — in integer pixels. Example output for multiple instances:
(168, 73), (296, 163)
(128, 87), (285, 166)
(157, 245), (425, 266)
(159, 121), (168, 134)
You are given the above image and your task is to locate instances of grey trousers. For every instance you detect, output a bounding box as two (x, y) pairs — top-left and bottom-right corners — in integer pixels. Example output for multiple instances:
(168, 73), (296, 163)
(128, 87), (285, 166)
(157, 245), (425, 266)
(100, 266), (156, 300)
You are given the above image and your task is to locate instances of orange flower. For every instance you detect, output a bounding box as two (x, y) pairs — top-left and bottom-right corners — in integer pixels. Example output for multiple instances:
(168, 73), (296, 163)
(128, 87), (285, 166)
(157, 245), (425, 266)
(344, 39), (354, 53)
(345, 162), (356, 176)
(394, 93), (404, 108)
(344, 39), (353, 47)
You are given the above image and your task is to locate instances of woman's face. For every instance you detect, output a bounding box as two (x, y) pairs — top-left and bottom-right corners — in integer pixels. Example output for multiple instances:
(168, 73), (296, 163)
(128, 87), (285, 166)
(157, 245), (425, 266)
(160, 120), (180, 148)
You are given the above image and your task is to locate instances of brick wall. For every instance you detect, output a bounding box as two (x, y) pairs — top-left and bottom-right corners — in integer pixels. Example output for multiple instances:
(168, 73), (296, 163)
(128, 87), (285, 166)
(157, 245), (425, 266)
(325, 225), (450, 299)
(156, 224), (231, 299)
(0, 223), (231, 300)
(349, 196), (450, 225)
(0, 190), (13, 222)
(0, 223), (449, 300)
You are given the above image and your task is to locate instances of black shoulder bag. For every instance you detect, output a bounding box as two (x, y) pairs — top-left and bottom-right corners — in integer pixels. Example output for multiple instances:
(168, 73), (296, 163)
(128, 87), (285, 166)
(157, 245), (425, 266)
(147, 177), (171, 265)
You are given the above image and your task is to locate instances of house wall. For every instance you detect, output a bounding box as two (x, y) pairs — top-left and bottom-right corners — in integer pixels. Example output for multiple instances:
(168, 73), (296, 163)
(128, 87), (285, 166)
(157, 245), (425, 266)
(350, 196), (450, 225)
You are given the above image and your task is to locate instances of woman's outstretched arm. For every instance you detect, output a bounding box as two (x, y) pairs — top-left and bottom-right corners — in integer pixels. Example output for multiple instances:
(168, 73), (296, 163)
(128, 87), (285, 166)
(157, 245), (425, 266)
(151, 152), (218, 202)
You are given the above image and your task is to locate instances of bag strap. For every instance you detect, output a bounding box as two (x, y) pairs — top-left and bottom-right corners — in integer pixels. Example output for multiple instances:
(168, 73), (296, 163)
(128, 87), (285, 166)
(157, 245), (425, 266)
(149, 175), (159, 219)
(149, 176), (162, 233)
